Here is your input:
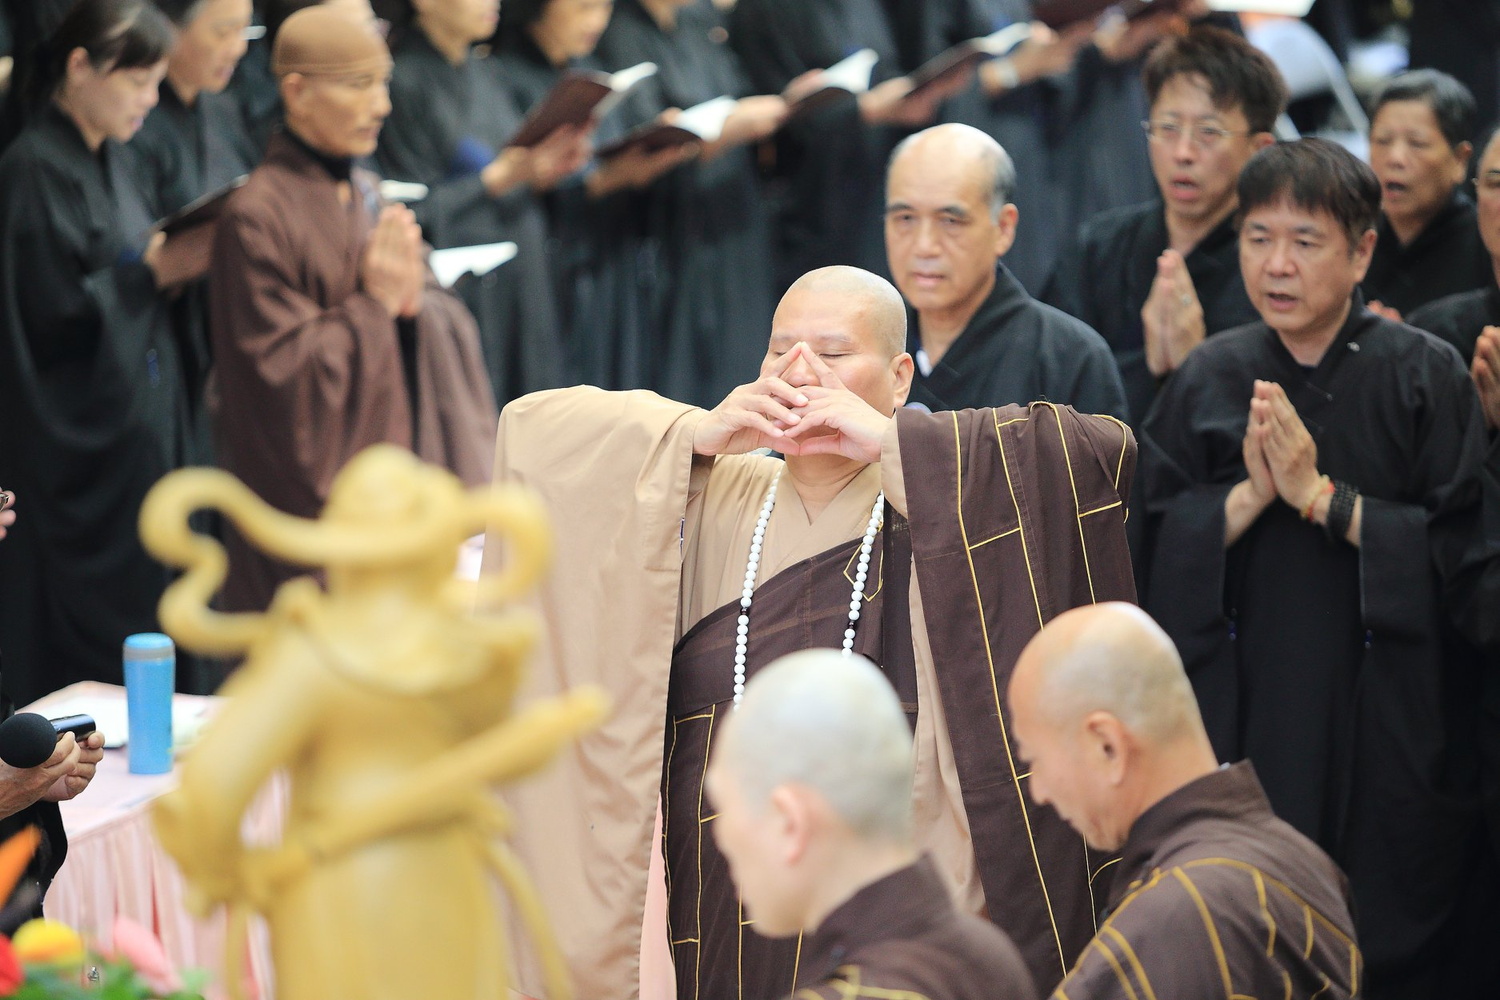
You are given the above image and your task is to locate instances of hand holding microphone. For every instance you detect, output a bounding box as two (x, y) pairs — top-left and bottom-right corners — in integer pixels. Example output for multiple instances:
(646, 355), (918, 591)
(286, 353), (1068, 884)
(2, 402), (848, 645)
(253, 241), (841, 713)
(0, 713), (105, 813)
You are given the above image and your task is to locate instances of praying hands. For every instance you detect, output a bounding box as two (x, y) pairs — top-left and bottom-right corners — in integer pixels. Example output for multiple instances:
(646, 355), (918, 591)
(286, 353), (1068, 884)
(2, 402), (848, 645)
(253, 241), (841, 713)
(1474, 326), (1500, 430)
(1141, 250), (1206, 377)
(693, 342), (891, 463)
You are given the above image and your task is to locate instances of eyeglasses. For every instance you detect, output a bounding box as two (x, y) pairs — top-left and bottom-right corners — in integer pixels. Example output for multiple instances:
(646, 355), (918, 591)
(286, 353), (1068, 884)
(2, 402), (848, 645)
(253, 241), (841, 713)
(1141, 120), (1253, 150)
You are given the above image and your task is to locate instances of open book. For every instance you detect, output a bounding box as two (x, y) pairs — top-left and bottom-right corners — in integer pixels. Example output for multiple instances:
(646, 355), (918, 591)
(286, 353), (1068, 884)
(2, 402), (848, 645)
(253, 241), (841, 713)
(148, 174), (248, 237)
(597, 96), (738, 160)
(428, 241), (518, 289)
(785, 48), (880, 117)
(507, 61), (659, 148)
(905, 22), (1035, 100)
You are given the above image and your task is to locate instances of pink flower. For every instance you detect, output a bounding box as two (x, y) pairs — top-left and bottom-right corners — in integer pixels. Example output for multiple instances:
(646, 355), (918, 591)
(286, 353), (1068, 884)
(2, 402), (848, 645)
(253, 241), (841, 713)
(109, 917), (182, 995)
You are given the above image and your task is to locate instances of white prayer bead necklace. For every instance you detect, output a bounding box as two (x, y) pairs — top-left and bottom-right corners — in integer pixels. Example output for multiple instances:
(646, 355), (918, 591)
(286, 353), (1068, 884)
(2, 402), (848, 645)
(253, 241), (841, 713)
(733, 475), (885, 707)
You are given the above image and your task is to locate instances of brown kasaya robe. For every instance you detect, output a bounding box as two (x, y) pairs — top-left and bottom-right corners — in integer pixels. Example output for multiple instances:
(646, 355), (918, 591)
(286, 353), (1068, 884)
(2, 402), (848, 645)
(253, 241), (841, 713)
(1053, 762), (1361, 1000)
(210, 132), (496, 612)
(491, 389), (1136, 999)
(790, 856), (1037, 1000)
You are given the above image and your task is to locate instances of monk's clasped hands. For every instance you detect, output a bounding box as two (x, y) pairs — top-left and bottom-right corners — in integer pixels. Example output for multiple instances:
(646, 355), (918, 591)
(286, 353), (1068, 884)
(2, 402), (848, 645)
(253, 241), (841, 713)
(693, 342), (890, 463)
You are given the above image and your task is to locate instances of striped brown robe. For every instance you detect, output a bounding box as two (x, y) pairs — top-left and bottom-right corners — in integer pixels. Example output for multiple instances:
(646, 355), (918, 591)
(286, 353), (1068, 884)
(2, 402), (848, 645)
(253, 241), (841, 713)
(492, 390), (1136, 999)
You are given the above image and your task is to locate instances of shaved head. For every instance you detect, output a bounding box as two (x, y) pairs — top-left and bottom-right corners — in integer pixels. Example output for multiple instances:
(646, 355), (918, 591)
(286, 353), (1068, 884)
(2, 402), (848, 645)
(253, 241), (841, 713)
(715, 650), (913, 842)
(1013, 603), (1203, 744)
(777, 266), (908, 360)
(888, 123), (1017, 221)
(1007, 604), (1215, 851)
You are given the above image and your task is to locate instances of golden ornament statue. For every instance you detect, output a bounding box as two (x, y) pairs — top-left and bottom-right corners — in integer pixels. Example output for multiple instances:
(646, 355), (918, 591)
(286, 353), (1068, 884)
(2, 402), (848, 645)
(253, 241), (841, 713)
(140, 445), (607, 1000)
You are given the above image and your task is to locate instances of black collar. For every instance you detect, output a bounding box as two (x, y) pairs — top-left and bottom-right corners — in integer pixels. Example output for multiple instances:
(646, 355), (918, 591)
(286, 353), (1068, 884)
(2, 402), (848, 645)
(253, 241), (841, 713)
(279, 126), (354, 182)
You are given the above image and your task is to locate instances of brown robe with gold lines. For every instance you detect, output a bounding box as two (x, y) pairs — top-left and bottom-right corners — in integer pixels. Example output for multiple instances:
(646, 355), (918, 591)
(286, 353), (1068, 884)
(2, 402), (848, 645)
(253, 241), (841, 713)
(789, 856), (1037, 1000)
(1052, 762), (1361, 1000)
(490, 389), (1136, 999)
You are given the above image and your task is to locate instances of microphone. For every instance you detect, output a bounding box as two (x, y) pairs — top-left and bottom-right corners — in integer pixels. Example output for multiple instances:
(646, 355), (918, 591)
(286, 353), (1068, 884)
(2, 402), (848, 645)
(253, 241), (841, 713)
(0, 713), (96, 769)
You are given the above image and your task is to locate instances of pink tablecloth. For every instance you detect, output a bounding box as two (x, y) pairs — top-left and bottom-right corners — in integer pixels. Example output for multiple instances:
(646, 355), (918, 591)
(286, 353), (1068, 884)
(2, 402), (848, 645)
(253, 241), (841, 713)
(30, 681), (675, 1000)
(25, 682), (281, 1000)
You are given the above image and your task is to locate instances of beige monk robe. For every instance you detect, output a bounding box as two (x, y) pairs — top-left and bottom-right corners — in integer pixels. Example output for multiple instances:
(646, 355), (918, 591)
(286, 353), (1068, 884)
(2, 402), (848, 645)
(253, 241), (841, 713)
(489, 387), (981, 1000)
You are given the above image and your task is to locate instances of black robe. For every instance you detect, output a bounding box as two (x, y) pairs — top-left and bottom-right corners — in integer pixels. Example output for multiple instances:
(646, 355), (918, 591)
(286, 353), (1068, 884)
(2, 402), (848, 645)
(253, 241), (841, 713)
(594, 0), (774, 408)
(907, 263), (1129, 422)
(378, 25), (566, 406)
(491, 31), (660, 392)
(1054, 762), (1360, 1000)
(794, 857), (1037, 1000)
(1408, 0), (1500, 138)
(1141, 300), (1491, 997)
(1046, 199), (1259, 426)
(1362, 189), (1492, 318)
(128, 82), (260, 469)
(1408, 279), (1500, 363)
(1043, 44), (1157, 278)
(0, 105), (180, 705)
(938, 0), (1073, 295)
(729, 0), (906, 290)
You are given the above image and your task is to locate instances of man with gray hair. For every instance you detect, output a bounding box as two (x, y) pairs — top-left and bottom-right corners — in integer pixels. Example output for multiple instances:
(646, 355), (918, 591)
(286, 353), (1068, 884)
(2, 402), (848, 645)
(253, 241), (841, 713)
(708, 649), (1037, 1000)
(1008, 603), (1360, 999)
(885, 123), (1127, 421)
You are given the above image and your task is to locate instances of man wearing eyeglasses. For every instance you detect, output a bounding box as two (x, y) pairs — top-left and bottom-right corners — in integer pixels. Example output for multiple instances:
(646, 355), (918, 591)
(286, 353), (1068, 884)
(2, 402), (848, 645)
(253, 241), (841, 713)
(1141, 137), (1495, 999)
(1048, 26), (1285, 425)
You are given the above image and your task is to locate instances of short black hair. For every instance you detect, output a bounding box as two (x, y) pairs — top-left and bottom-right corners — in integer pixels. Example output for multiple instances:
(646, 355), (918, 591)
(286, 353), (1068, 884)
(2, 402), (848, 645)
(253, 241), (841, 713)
(1371, 69), (1478, 150)
(27, 0), (173, 106)
(1238, 138), (1381, 249)
(1142, 26), (1288, 136)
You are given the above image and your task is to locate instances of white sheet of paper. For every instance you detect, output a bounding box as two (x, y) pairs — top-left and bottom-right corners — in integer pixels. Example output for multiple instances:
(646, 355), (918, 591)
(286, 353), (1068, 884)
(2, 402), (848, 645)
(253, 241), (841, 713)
(596, 61), (660, 122)
(1206, 0), (1315, 15)
(379, 180), (430, 203)
(675, 96), (738, 142)
(821, 48), (880, 96)
(428, 242), (518, 288)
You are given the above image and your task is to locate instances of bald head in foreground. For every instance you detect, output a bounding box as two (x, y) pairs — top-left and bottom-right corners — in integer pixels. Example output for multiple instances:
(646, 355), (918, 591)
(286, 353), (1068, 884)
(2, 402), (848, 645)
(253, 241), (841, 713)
(708, 650), (1037, 1000)
(1009, 604), (1361, 1000)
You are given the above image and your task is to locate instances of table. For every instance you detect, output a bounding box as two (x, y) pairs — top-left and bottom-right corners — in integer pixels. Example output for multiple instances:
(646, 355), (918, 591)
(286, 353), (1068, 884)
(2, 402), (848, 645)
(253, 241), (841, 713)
(25, 682), (281, 1000)
(29, 682), (675, 1000)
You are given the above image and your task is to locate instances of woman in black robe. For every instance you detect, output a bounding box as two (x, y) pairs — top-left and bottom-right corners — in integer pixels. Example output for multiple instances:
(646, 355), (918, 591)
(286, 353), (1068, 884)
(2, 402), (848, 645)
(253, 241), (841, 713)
(728, 0), (948, 292)
(130, 0), (260, 470)
(1363, 69), (1492, 318)
(594, 0), (785, 407)
(1409, 129), (1500, 371)
(493, 0), (693, 392)
(933, 0), (1091, 294)
(0, 0), (182, 705)
(379, 0), (589, 405)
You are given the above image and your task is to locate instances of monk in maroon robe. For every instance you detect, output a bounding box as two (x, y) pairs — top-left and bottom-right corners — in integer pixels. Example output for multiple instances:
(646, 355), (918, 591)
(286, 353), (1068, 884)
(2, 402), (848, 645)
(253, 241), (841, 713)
(210, 5), (495, 614)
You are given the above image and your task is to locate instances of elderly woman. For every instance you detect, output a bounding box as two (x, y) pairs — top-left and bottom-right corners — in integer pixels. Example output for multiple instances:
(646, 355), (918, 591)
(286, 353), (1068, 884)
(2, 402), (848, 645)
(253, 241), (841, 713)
(1409, 127), (1500, 431)
(1363, 69), (1492, 318)
(0, 0), (187, 706)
